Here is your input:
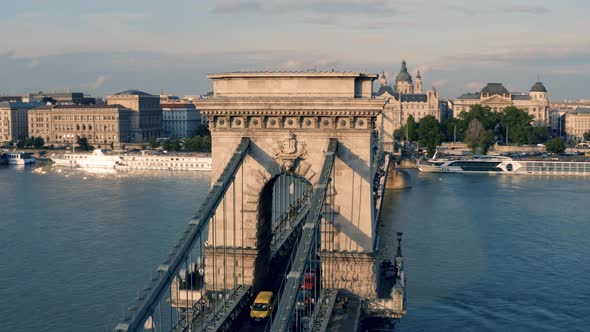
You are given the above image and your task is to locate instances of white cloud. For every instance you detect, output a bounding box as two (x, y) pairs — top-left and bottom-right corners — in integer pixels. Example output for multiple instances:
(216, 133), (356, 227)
(81, 75), (109, 90)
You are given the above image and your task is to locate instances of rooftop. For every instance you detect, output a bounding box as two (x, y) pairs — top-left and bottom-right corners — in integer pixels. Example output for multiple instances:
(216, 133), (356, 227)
(161, 103), (196, 109)
(208, 71), (378, 79)
(570, 108), (590, 114)
(32, 104), (127, 110)
(113, 89), (153, 96)
(0, 101), (43, 109)
(481, 83), (509, 96)
(530, 82), (547, 93)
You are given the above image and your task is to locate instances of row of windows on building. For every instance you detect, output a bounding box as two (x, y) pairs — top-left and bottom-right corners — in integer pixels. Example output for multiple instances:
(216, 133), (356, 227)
(53, 115), (119, 121)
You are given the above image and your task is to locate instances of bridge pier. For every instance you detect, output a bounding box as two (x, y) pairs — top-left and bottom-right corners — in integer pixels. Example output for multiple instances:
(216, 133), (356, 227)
(204, 247), (257, 292)
(320, 251), (376, 298)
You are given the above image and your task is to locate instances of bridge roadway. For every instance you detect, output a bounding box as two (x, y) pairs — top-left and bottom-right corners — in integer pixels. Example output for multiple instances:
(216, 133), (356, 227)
(230, 248), (292, 332)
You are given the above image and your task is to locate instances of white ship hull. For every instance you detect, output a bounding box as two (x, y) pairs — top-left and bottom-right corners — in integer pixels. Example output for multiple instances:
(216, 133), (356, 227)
(418, 156), (590, 176)
(51, 149), (211, 171)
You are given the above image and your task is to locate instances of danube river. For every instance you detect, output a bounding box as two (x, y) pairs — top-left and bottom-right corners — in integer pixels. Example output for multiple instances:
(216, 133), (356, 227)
(379, 170), (590, 331)
(1, 165), (589, 331)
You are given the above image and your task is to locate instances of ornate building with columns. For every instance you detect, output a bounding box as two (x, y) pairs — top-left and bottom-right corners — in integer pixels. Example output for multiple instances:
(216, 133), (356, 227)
(454, 82), (550, 126)
(375, 60), (441, 150)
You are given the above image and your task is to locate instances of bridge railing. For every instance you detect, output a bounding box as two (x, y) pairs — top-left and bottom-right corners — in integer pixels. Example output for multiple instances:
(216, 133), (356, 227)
(271, 138), (338, 332)
(114, 138), (251, 332)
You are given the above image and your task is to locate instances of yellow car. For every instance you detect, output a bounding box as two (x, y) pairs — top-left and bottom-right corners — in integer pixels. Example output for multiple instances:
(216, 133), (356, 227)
(250, 291), (274, 321)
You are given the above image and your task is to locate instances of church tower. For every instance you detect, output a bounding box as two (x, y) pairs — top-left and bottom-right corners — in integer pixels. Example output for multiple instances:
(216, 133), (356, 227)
(415, 70), (423, 94)
(395, 60), (413, 94)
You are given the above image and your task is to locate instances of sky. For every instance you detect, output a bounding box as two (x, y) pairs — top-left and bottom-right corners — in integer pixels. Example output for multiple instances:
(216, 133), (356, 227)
(1, 0), (589, 100)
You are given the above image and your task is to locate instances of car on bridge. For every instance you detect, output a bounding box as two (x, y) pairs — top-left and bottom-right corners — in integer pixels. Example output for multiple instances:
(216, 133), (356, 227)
(249, 291), (274, 322)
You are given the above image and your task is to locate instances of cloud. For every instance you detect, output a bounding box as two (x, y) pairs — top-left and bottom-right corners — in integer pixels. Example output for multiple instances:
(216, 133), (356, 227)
(80, 12), (149, 27)
(445, 3), (551, 15)
(505, 5), (551, 15)
(211, 0), (398, 28)
(464, 82), (483, 91)
(550, 64), (590, 76)
(81, 75), (110, 90)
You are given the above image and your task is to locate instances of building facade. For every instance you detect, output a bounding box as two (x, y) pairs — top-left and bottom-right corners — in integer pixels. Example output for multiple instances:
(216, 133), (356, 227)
(454, 82), (550, 126)
(28, 105), (131, 147)
(29, 92), (95, 105)
(107, 90), (162, 143)
(375, 60), (441, 150)
(549, 109), (567, 138)
(0, 102), (41, 144)
(564, 108), (590, 142)
(161, 103), (203, 138)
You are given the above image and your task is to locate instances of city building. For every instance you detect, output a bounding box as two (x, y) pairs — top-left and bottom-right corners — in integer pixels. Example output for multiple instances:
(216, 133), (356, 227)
(0, 102), (42, 144)
(564, 108), (590, 142)
(549, 109), (567, 138)
(28, 104), (132, 147)
(29, 91), (95, 105)
(161, 103), (204, 138)
(551, 99), (590, 110)
(454, 82), (550, 126)
(375, 60), (441, 150)
(106, 90), (162, 143)
(0, 96), (24, 102)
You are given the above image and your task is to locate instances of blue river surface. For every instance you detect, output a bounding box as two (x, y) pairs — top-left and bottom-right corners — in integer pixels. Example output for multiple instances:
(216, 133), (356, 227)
(1, 165), (590, 331)
(379, 170), (590, 332)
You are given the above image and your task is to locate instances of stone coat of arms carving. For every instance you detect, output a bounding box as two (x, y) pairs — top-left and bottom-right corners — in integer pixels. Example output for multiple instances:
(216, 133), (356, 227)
(274, 131), (307, 172)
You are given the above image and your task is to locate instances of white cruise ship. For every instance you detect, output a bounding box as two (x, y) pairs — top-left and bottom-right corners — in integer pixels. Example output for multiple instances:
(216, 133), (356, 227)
(51, 149), (211, 171)
(418, 155), (590, 175)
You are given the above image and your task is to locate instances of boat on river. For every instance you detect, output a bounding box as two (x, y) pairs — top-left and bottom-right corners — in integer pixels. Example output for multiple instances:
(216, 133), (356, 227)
(5, 152), (36, 165)
(51, 149), (211, 171)
(418, 155), (590, 175)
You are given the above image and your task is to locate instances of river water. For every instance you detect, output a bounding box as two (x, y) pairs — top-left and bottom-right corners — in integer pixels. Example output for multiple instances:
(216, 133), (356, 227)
(1, 165), (589, 331)
(379, 170), (590, 331)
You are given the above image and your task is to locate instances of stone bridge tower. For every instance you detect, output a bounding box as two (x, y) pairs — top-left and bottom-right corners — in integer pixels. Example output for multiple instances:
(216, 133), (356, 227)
(196, 72), (385, 297)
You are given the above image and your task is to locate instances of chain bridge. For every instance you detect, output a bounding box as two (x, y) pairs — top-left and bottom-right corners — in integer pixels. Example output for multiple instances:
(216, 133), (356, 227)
(114, 72), (406, 332)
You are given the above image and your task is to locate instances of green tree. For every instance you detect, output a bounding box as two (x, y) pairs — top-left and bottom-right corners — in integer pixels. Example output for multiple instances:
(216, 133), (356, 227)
(76, 136), (91, 151)
(16, 139), (25, 149)
(464, 119), (494, 154)
(417, 115), (444, 157)
(459, 105), (499, 131)
(195, 124), (211, 137)
(200, 136), (211, 152)
(162, 139), (172, 151)
(524, 126), (549, 145)
(406, 115), (418, 141)
(24, 136), (34, 148)
(441, 117), (466, 142)
(546, 138), (566, 153)
(183, 136), (201, 152)
(33, 136), (45, 149)
(149, 137), (159, 149)
(584, 131), (590, 141)
(499, 106), (534, 145)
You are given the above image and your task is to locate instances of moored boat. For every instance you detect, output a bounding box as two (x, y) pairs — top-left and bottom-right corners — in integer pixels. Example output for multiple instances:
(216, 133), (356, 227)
(418, 155), (590, 175)
(6, 152), (36, 165)
(51, 149), (212, 171)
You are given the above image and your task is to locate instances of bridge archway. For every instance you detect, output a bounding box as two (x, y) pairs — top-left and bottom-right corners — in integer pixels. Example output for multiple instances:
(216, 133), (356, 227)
(254, 173), (312, 291)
